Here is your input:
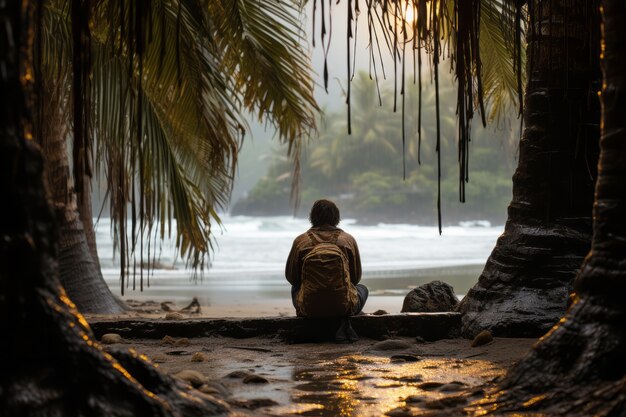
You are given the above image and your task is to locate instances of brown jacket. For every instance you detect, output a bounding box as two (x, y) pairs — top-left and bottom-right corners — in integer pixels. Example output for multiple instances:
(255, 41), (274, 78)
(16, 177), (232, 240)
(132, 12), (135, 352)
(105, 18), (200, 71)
(285, 225), (362, 289)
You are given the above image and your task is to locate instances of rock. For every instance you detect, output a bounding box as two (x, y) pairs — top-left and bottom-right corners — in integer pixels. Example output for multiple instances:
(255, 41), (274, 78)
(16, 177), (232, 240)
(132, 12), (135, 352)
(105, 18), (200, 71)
(226, 370), (251, 379)
(440, 382), (466, 392)
(161, 335), (176, 345)
(174, 370), (206, 387)
(175, 337), (191, 347)
(165, 312), (184, 320)
(161, 335), (190, 346)
(404, 395), (426, 403)
(243, 375), (269, 384)
(165, 350), (191, 356)
(401, 280), (459, 312)
(390, 354), (421, 363)
(372, 310), (389, 315)
(424, 396), (467, 409)
(198, 381), (230, 397)
(385, 407), (414, 417)
(152, 354), (167, 363)
(191, 352), (206, 362)
(396, 375), (423, 383)
(230, 398), (278, 409)
(418, 381), (444, 390)
(100, 333), (123, 344)
(371, 339), (413, 351)
(471, 330), (493, 347)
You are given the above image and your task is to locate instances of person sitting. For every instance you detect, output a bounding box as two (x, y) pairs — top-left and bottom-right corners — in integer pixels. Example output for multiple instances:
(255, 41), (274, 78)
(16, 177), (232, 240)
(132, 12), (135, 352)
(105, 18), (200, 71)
(285, 199), (368, 319)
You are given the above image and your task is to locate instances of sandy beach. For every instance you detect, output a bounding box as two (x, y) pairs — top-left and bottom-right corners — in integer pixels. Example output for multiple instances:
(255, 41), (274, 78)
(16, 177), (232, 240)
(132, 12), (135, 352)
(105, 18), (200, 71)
(95, 295), (408, 320)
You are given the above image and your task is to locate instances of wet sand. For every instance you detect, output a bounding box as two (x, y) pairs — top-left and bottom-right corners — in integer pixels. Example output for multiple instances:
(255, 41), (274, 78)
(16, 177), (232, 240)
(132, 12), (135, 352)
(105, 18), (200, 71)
(104, 334), (536, 416)
(93, 296), (409, 319)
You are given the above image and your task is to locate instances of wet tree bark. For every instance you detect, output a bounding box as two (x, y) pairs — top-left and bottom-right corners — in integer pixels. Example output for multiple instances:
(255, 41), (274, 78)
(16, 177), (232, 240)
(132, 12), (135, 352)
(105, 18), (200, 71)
(0, 2), (229, 415)
(464, 1), (626, 413)
(458, 0), (601, 337)
(37, 80), (124, 314)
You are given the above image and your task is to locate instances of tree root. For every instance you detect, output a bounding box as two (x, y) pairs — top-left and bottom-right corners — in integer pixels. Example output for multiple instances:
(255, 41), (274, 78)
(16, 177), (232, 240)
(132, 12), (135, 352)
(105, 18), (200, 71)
(462, 296), (626, 416)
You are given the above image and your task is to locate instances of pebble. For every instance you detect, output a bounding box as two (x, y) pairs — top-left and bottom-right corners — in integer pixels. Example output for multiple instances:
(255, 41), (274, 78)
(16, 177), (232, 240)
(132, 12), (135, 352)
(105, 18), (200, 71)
(161, 335), (176, 345)
(418, 381), (444, 390)
(152, 354), (167, 363)
(371, 340), (413, 351)
(385, 406), (414, 417)
(175, 337), (191, 347)
(440, 382), (466, 392)
(100, 333), (123, 344)
(372, 310), (389, 315)
(243, 375), (269, 384)
(226, 370), (251, 379)
(198, 381), (230, 397)
(230, 398), (278, 409)
(165, 312), (184, 320)
(174, 370), (206, 387)
(161, 335), (190, 346)
(404, 395), (426, 403)
(390, 354), (421, 363)
(191, 352), (206, 362)
(471, 330), (493, 347)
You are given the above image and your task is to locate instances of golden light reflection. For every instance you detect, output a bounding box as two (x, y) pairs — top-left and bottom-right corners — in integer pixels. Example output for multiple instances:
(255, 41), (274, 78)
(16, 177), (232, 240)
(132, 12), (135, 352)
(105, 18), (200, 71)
(522, 394), (547, 408)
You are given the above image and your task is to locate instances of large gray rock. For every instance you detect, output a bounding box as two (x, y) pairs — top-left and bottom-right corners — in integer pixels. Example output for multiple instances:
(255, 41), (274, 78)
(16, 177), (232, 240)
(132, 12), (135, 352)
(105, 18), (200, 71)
(401, 281), (459, 313)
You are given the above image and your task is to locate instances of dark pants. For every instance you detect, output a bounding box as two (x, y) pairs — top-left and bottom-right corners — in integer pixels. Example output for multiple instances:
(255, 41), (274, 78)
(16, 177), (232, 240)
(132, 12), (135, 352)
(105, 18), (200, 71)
(291, 284), (369, 315)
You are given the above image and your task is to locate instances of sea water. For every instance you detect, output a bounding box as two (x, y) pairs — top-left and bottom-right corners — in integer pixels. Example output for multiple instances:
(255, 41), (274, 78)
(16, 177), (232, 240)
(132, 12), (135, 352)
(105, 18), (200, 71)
(96, 215), (503, 305)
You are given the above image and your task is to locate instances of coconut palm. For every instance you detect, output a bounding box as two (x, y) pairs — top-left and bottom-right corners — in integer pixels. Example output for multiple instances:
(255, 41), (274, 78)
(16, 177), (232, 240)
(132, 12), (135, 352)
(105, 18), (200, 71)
(458, 0), (601, 337)
(464, 1), (626, 412)
(36, 0), (318, 313)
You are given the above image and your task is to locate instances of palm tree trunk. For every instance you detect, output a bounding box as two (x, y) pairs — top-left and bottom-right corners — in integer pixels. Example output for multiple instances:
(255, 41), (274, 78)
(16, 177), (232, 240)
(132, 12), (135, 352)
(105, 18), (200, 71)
(78, 175), (102, 270)
(1, 3), (228, 415)
(470, 2), (626, 413)
(38, 79), (124, 314)
(458, 0), (601, 337)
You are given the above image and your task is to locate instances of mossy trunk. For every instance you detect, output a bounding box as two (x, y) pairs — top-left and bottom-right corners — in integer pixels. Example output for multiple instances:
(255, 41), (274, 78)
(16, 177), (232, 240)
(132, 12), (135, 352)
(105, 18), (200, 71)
(0, 2), (229, 416)
(458, 0), (601, 337)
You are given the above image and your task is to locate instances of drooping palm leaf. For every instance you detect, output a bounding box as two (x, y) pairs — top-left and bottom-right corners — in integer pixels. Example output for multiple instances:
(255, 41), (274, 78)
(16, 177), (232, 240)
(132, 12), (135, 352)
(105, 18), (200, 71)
(209, 0), (319, 207)
(41, 0), (320, 291)
(310, 0), (524, 232)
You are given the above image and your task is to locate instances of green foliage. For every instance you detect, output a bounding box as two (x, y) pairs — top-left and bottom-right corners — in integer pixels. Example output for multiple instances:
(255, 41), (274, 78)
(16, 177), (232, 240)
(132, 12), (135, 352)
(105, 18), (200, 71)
(237, 72), (517, 224)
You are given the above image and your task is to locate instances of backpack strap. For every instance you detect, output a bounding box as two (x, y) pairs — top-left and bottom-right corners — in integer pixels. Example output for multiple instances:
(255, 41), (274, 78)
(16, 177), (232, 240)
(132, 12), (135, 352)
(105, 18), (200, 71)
(307, 231), (319, 245)
(308, 230), (341, 245)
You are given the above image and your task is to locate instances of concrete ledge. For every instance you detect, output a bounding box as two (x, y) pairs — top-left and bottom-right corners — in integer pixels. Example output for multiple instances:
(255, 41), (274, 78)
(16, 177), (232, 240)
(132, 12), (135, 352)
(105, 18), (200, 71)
(90, 313), (461, 343)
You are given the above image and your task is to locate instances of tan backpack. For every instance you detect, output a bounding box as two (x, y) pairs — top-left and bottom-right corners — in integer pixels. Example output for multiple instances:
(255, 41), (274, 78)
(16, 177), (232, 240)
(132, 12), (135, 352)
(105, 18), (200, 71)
(296, 231), (358, 317)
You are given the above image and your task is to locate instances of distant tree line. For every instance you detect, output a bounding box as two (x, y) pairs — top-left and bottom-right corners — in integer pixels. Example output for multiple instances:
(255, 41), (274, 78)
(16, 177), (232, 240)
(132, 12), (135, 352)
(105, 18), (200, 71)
(234, 73), (518, 225)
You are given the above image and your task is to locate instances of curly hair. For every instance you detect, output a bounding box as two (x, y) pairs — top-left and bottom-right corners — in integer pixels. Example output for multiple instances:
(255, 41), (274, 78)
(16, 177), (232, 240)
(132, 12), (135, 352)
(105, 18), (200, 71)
(309, 199), (340, 227)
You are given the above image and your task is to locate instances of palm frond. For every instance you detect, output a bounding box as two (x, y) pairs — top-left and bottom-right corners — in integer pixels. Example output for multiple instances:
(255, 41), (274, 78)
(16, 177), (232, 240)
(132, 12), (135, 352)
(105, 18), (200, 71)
(480, 0), (526, 122)
(90, 0), (244, 288)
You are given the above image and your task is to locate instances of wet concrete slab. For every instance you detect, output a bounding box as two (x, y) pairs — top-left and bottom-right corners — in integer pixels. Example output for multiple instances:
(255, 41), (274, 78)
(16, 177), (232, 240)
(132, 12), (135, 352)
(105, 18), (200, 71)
(90, 313), (461, 342)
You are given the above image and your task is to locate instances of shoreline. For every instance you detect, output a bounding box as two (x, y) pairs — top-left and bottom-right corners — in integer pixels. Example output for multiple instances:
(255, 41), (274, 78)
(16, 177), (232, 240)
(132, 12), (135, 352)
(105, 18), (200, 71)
(102, 263), (482, 318)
